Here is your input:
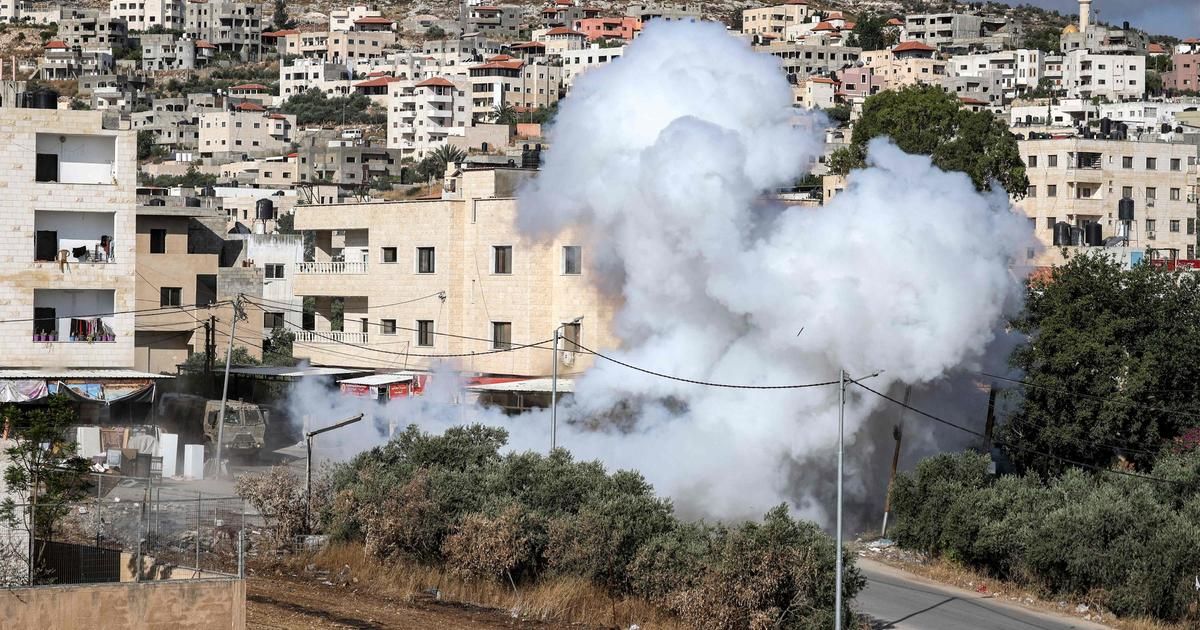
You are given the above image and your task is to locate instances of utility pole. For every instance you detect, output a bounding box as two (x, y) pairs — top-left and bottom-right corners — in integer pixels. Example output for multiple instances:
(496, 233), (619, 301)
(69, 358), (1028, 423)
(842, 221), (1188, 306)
(304, 413), (364, 532)
(213, 296), (244, 479)
(203, 318), (213, 377)
(983, 385), (998, 450)
(881, 386), (909, 538)
(550, 316), (583, 452)
(834, 369), (845, 630)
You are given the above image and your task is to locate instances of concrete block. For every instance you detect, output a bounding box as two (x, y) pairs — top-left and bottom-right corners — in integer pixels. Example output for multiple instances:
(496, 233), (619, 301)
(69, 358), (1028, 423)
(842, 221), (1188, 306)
(158, 433), (178, 478)
(76, 426), (101, 459)
(182, 444), (204, 480)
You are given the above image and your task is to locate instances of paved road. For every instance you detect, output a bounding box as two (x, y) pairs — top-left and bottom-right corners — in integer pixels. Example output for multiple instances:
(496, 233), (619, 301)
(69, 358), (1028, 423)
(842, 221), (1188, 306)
(855, 559), (1111, 630)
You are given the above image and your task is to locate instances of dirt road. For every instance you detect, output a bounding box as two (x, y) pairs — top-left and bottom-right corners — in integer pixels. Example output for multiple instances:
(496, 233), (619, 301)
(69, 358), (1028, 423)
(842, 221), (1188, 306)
(247, 574), (547, 630)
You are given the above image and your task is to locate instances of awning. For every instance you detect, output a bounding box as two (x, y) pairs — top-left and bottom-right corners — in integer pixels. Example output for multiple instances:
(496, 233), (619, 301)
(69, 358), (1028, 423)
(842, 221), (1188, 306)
(337, 373), (416, 386)
(339, 373), (429, 399)
(50, 381), (156, 405)
(468, 377), (573, 394)
(223, 366), (368, 380)
(0, 379), (49, 403)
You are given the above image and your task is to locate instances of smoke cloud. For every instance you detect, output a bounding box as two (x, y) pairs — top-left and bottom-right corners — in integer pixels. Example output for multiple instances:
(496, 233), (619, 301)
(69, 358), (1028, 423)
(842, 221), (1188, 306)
(286, 21), (1035, 532)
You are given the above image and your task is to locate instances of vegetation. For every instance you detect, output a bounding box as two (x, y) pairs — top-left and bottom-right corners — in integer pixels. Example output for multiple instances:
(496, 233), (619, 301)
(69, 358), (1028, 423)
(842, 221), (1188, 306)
(262, 327), (295, 366)
(891, 450), (1200, 622)
(822, 104), (851, 125)
(139, 165), (218, 188)
(424, 25), (446, 39)
(271, 0), (292, 30)
(1023, 27), (1061, 53)
(137, 130), (168, 161)
(1000, 254), (1200, 476)
(827, 85), (1028, 197)
(281, 89), (385, 126)
(845, 14), (893, 51)
(0, 396), (90, 583)
(240, 425), (865, 628)
(415, 144), (466, 183)
(181, 346), (261, 370)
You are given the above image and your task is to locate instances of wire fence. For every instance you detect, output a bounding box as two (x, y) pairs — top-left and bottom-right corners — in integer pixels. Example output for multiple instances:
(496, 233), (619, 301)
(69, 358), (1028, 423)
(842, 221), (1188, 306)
(0, 472), (246, 587)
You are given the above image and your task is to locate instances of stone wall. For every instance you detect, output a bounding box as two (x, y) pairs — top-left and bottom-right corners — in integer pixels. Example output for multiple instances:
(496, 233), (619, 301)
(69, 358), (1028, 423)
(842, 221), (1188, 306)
(0, 578), (245, 629)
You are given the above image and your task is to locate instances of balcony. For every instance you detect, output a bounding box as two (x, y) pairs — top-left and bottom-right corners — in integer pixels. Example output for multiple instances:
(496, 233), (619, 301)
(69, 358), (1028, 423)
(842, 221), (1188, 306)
(297, 261), (367, 274)
(293, 330), (369, 344)
(35, 210), (117, 264)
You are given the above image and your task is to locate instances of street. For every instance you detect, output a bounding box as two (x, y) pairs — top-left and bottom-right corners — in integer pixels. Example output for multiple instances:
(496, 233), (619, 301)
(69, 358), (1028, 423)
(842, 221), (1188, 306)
(855, 559), (1112, 630)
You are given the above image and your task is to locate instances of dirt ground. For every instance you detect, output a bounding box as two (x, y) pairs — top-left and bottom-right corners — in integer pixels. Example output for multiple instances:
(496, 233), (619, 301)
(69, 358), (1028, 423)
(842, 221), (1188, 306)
(246, 573), (550, 630)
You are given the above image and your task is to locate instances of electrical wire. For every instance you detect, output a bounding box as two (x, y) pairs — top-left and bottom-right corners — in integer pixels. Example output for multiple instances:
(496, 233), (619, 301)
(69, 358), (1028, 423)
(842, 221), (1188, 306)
(0, 301), (233, 325)
(571, 341), (842, 390)
(851, 380), (1186, 486)
(980, 371), (1200, 422)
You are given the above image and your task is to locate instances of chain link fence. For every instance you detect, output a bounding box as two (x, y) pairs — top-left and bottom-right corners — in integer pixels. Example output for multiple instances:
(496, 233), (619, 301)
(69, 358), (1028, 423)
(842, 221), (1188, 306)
(0, 473), (246, 587)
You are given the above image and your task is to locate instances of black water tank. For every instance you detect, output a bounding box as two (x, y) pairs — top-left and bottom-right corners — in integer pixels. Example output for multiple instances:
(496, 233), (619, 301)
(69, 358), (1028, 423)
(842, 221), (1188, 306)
(1085, 222), (1103, 246)
(1162, 123), (1172, 133)
(1070, 226), (1083, 246)
(255, 198), (275, 220)
(1052, 221), (1072, 246)
(1176, 126), (1184, 134)
(32, 89), (58, 109)
(1118, 197), (1135, 222)
(202, 185), (216, 197)
(148, 198), (166, 206)
(1099, 117), (1112, 135)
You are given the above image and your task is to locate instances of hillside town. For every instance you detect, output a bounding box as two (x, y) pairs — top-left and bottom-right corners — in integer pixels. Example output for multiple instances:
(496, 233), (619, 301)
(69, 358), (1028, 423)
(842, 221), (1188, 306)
(0, 0), (1199, 628)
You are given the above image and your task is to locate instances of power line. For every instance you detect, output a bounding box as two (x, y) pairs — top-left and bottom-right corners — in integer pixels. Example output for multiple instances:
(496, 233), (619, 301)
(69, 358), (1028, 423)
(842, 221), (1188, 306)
(572, 341), (842, 390)
(851, 381), (1185, 486)
(979, 371), (1200, 422)
(0, 301), (233, 325)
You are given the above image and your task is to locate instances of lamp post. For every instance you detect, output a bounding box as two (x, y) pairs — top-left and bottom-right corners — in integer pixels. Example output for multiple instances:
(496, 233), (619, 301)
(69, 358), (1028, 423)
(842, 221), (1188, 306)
(550, 315), (583, 452)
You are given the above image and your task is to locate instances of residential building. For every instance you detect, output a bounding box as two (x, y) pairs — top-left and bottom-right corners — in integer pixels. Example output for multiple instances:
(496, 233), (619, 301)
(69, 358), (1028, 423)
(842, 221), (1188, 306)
(757, 41), (860, 80)
(625, 3), (701, 24)
(1010, 98), (1098, 129)
(540, 0), (601, 28)
(223, 233), (303, 352)
(185, 0), (261, 61)
(741, 0), (811, 37)
(468, 56), (565, 120)
(110, 0), (185, 32)
(138, 34), (211, 71)
(903, 13), (983, 49)
(795, 76), (835, 109)
(133, 197), (256, 374)
(331, 4), (380, 31)
(1017, 137), (1200, 267)
(1097, 100), (1200, 131)
(561, 43), (624, 88)
(59, 9), (128, 50)
(197, 107), (296, 161)
(387, 76), (472, 158)
(1060, 21), (1147, 56)
(534, 26), (588, 55)
(295, 136), (403, 191)
(39, 41), (114, 80)
(463, 5), (524, 38)
(290, 165), (619, 374)
(834, 65), (884, 107)
(0, 108), (137, 368)
(862, 42), (946, 90)
(328, 19), (397, 62)
(1164, 53), (1199, 94)
(573, 17), (641, 42)
(941, 71), (1004, 107)
(280, 59), (352, 99)
(949, 49), (1046, 100)
(1060, 49), (1145, 101)
(254, 155), (299, 188)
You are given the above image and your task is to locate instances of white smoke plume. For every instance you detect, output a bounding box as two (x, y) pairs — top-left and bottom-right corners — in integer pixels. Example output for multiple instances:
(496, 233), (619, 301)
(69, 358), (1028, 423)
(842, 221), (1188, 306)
(285, 20), (1035, 530)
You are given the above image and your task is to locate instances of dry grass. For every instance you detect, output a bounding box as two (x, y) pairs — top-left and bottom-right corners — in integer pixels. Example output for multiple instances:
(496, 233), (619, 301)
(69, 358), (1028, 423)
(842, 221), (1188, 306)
(277, 542), (686, 629)
(866, 552), (1193, 630)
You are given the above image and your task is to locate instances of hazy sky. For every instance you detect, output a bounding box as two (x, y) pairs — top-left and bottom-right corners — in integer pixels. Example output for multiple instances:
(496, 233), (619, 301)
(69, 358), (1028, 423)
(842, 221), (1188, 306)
(994, 0), (1200, 38)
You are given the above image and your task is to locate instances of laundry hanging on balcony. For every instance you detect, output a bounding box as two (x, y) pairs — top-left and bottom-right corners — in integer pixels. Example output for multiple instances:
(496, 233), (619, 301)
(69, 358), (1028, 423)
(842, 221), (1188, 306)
(0, 379), (50, 403)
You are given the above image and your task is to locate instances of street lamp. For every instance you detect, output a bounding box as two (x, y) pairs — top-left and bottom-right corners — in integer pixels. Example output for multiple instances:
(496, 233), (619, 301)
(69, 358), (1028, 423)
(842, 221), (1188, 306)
(550, 315), (583, 452)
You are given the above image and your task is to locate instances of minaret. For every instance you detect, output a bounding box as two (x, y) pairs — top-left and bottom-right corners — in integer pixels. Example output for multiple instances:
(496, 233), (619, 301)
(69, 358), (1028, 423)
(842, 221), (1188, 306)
(1079, 0), (1091, 32)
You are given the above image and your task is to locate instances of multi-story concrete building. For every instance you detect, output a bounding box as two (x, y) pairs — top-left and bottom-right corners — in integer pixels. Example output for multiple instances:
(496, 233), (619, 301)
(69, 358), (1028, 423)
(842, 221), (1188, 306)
(39, 41), (114, 80)
(534, 26), (588, 55)
(330, 4), (380, 31)
(1097, 100), (1200, 131)
(185, 0), (261, 61)
(280, 59), (352, 99)
(387, 76), (472, 158)
(1018, 137), (1200, 267)
(862, 42), (947, 90)
(560, 43), (624, 88)
(0, 108), (137, 369)
(197, 107), (295, 161)
(463, 5), (524, 38)
(295, 137), (403, 192)
(573, 16), (641, 42)
(59, 9), (128, 50)
(903, 13), (982, 49)
(1060, 49), (1145, 102)
(110, 0), (185, 32)
(290, 165), (618, 374)
(138, 34), (211, 71)
(757, 41), (860, 80)
(327, 25), (397, 62)
(625, 3), (700, 24)
(941, 71), (1004, 107)
(223, 233), (303, 351)
(1164, 52), (1199, 94)
(741, 0), (811, 38)
(468, 56), (564, 120)
(539, 0), (600, 29)
(949, 49), (1045, 100)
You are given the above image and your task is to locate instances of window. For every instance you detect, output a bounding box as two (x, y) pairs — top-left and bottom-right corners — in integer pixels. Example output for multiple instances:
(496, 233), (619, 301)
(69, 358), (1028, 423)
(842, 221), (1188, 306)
(1047, 154), (1058, 167)
(1170, 188), (1181, 201)
(1170, 220), (1181, 233)
(382, 247), (397, 263)
(492, 321), (512, 349)
(1147, 187), (1157, 200)
(1170, 158), (1181, 171)
(150, 228), (166, 253)
(263, 311), (284, 328)
(1027, 155), (1037, 167)
(1189, 218), (1195, 235)
(1045, 217), (1056, 229)
(1026, 185), (1036, 197)
(265, 263), (284, 279)
(1146, 157), (1157, 170)
(1047, 184), (1057, 197)
(561, 321), (580, 350)
(416, 246), (435, 273)
(381, 319), (397, 335)
(417, 320), (433, 347)
(1122, 186), (1133, 199)
(563, 246), (581, 275)
(493, 245), (512, 274)
(160, 287), (182, 307)
(1146, 219), (1156, 232)
(1122, 156), (1133, 169)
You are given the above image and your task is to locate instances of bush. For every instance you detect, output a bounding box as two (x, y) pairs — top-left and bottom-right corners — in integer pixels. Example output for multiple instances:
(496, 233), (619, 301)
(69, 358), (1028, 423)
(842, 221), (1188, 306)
(234, 466), (318, 548)
(891, 451), (1200, 621)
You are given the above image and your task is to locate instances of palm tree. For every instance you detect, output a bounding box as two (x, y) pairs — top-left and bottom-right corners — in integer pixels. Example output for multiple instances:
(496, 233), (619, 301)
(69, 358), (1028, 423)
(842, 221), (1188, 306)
(491, 104), (519, 126)
(419, 144), (467, 185)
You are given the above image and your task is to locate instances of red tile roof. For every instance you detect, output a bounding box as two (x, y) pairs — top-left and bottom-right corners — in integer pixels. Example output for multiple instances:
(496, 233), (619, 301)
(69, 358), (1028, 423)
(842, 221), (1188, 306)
(811, 21), (836, 31)
(416, 77), (456, 88)
(195, 40), (216, 49)
(231, 83), (268, 91)
(354, 76), (397, 88)
(546, 26), (586, 36)
(487, 54), (515, 61)
(262, 29), (299, 37)
(1148, 43), (1166, 53)
(843, 21), (856, 30)
(809, 77), (837, 84)
(511, 41), (546, 49)
(44, 40), (67, 49)
(472, 60), (524, 70)
(1184, 38), (1200, 44)
(826, 11), (844, 19)
(886, 18), (904, 26)
(893, 40), (936, 53)
(268, 114), (289, 120)
(235, 102), (266, 111)
(958, 96), (988, 105)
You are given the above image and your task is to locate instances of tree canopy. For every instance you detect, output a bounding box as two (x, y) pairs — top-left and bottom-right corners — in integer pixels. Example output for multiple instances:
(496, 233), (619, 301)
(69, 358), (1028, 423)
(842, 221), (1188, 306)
(845, 14), (892, 51)
(1023, 27), (1061, 53)
(827, 84), (1028, 196)
(999, 254), (1200, 475)
(280, 89), (384, 126)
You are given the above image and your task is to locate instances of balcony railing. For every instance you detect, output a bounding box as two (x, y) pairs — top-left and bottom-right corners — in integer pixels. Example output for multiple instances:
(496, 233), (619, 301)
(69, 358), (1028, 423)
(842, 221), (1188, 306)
(293, 330), (369, 344)
(296, 261), (368, 274)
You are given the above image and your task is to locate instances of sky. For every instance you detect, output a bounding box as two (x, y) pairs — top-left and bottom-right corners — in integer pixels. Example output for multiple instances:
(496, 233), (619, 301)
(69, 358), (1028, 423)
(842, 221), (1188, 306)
(995, 0), (1200, 39)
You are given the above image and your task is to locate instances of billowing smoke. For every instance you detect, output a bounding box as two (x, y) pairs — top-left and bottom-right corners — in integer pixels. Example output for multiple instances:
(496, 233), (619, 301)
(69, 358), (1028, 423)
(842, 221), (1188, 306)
(285, 21), (1034, 531)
